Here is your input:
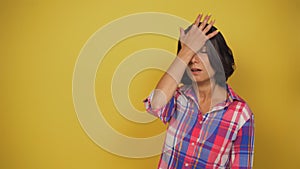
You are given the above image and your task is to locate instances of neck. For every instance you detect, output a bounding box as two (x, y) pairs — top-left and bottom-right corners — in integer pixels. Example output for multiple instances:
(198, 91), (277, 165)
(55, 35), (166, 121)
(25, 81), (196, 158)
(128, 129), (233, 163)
(196, 79), (214, 102)
(193, 79), (227, 109)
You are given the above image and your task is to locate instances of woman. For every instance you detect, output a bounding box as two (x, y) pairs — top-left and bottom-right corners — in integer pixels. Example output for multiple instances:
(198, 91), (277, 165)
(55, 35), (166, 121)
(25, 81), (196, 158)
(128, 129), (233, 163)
(144, 14), (254, 169)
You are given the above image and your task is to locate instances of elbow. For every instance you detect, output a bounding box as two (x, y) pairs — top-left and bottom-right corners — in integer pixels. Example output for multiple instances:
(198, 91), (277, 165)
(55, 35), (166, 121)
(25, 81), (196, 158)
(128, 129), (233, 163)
(151, 90), (168, 110)
(150, 99), (165, 111)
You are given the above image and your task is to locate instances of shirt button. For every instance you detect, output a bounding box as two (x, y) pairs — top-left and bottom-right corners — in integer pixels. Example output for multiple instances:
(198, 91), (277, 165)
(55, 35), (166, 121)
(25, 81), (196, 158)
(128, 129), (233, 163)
(185, 163), (189, 167)
(191, 142), (195, 146)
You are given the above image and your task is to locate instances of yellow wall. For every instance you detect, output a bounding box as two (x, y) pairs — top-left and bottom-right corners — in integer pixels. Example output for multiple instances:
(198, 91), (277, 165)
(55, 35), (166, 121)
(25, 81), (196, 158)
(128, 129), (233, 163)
(1, 0), (299, 168)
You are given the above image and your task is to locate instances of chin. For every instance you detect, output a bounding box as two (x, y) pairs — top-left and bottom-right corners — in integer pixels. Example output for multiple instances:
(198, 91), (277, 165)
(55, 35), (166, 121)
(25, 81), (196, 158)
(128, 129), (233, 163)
(192, 77), (210, 83)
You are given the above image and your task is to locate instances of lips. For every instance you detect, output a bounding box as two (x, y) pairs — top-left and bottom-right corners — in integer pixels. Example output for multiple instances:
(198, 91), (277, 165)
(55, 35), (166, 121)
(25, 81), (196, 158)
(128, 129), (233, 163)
(191, 68), (202, 72)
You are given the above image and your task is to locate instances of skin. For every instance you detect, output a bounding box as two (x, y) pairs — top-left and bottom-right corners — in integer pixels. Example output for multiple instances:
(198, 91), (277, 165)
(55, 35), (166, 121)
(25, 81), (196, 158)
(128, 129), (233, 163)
(151, 14), (227, 114)
(187, 49), (227, 114)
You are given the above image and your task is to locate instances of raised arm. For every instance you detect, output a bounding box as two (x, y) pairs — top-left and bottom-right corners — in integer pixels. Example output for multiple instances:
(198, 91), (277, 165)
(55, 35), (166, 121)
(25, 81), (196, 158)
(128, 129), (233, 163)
(150, 14), (219, 110)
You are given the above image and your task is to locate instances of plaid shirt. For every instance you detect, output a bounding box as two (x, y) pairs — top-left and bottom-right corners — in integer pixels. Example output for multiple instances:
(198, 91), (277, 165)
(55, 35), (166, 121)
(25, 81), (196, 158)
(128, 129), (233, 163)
(144, 84), (254, 169)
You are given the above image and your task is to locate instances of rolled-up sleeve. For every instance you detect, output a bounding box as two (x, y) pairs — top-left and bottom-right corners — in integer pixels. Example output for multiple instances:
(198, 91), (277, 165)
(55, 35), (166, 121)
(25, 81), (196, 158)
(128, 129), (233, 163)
(143, 90), (178, 124)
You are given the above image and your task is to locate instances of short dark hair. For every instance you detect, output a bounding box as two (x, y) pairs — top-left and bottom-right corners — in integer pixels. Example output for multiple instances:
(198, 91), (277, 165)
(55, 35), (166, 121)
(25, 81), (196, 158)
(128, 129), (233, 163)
(177, 23), (235, 88)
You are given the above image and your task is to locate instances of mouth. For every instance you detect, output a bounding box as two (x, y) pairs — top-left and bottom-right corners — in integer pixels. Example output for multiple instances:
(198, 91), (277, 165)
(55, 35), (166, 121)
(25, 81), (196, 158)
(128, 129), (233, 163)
(190, 68), (202, 73)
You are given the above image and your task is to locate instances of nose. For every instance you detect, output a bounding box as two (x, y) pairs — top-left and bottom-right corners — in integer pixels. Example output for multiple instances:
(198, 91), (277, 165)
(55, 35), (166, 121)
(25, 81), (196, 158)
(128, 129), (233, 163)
(190, 54), (199, 64)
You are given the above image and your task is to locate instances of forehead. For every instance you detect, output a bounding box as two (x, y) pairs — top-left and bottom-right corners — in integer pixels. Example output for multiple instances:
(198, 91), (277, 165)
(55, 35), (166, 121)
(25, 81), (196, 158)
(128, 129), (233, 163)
(198, 45), (207, 53)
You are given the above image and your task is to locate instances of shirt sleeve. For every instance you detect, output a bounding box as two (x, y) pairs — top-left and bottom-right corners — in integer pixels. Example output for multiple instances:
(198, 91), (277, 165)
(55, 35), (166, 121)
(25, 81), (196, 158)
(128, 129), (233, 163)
(230, 106), (255, 169)
(143, 89), (179, 124)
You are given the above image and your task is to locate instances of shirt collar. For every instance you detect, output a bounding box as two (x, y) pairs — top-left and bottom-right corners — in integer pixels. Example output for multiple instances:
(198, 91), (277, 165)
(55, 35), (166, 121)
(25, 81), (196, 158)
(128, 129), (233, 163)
(179, 83), (244, 111)
(226, 84), (244, 103)
(178, 84), (198, 104)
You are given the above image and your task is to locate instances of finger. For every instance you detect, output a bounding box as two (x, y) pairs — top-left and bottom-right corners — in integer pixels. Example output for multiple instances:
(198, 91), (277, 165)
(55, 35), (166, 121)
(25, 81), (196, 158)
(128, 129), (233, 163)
(207, 30), (219, 39)
(179, 27), (185, 39)
(193, 14), (202, 26)
(199, 14), (212, 30)
(203, 19), (215, 34)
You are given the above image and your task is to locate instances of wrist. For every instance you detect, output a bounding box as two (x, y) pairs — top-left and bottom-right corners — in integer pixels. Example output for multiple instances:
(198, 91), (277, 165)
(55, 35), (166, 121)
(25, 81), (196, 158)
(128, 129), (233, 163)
(177, 48), (194, 63)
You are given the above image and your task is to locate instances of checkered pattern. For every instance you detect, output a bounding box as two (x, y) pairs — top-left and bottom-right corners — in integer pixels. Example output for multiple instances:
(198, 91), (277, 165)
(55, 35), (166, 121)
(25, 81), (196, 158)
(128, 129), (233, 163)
(144, 84), (254, 169)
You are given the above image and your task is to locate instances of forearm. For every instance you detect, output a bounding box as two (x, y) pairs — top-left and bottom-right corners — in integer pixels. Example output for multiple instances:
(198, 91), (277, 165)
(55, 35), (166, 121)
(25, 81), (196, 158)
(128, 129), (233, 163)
(151, 49), (194, 109)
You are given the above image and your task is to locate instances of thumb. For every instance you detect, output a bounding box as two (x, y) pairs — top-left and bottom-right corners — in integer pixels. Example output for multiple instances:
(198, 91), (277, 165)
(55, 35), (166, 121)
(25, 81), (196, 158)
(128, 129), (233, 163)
(179, 27), (185, 39)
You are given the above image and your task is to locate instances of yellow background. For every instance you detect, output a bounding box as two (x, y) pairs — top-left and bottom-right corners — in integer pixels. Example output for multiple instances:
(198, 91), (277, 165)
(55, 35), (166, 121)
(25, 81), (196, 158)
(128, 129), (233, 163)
(1, 0), (300, 168)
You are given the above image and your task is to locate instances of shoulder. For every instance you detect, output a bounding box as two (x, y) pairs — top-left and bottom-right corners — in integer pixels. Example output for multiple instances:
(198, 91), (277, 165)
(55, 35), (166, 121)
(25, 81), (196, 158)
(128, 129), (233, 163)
(226, 85), (254, 128)
(229, 100), (253, 117)
(171, 84), (194, 105)
(227, 100), (253, 130)
(226, 84), (253, 115)
(176, 84), (194, 95)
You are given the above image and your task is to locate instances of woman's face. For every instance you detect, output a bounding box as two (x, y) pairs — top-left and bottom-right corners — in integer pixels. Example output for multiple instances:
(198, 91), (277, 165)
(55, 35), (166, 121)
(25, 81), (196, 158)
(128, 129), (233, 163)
(187, 46), (216, 83)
